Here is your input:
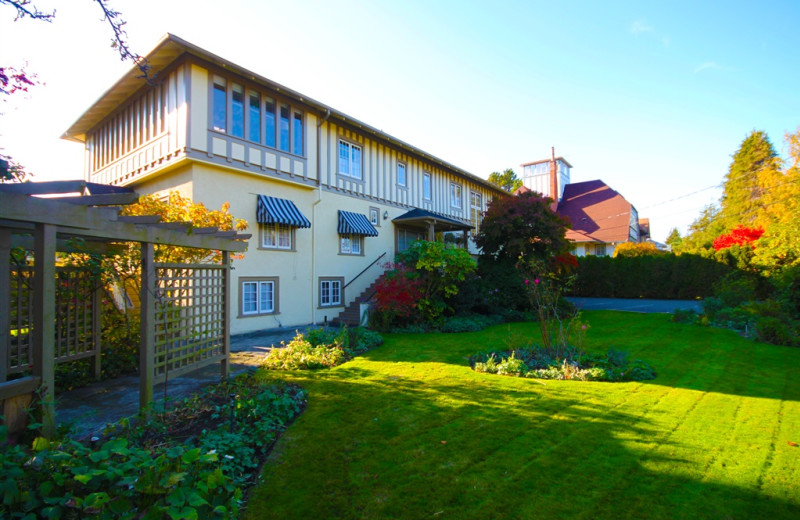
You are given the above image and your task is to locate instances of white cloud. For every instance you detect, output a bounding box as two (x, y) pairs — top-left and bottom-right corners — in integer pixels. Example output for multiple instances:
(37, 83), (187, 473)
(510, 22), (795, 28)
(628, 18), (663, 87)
(630, 20), (654, 34)
(694, 61), (723, 74)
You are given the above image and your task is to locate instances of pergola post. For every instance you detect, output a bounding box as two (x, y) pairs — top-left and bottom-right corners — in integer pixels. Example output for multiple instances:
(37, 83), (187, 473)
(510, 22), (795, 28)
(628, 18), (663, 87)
(220, 253), (230, 382)
(33, 224), (56, 439)
(0, 229), (10, 383)
(139, 242), (155, 414)
(92, 286), (103, 380)
(427, 221), (435, 241)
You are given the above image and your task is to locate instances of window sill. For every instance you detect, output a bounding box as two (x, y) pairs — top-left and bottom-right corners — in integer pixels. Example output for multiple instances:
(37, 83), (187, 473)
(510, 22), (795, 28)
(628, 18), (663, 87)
(257, 246), (297, 252)
(238, 311), (280, 318)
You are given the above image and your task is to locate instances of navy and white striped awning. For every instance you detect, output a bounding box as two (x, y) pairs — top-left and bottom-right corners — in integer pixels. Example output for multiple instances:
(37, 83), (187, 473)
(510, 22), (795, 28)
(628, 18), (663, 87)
(256, 195), (311, 228)
(338, 210), (379, 237)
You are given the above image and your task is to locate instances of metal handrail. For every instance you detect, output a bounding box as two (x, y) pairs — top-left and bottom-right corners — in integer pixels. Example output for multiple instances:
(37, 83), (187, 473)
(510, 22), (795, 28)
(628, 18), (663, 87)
(344, 251), (387, 290)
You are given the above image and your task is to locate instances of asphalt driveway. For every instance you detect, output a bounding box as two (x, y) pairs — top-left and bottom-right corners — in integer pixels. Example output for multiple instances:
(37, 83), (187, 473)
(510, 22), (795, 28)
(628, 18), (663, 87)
(566, 297), (702, 314)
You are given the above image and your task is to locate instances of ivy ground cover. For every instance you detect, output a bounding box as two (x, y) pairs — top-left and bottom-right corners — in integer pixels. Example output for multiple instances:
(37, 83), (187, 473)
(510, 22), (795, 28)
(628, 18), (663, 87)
(245, 312), (800, 519)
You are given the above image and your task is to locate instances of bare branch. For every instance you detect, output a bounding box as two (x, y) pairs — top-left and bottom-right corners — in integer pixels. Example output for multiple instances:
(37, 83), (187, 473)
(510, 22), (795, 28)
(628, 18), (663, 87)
(92, 0), (154, 83)
(0, 0), (55, 21)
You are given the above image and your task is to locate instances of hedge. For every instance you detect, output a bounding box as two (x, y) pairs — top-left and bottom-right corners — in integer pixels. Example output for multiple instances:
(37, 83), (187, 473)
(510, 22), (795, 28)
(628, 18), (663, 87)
(570, 253), (732, 299)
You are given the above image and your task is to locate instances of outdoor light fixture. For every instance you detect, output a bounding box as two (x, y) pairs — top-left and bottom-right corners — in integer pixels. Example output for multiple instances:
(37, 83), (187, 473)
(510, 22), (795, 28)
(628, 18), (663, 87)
(383, 211), (388, 220)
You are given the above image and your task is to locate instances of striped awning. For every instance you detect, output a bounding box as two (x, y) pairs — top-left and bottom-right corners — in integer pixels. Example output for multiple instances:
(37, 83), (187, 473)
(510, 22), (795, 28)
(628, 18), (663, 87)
(338, 210), (379, 237)
(256, 195), (311, 228)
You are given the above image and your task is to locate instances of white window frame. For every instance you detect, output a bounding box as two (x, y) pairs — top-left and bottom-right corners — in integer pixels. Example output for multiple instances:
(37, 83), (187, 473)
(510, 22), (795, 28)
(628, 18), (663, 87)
(470, 191), (483, 232)
(340, 234), (363, 255)
(261, 223), (293, 250)
(423, 172), (432, 200)
(209, 74), (305, 156)
(240, 278), (277, 316)
(450, 183), (463, 209)
(338, 139), (363, 180)
(369, 207), (380, 227)
(397, 162), (407, 187)
(319, 277), (344, 307)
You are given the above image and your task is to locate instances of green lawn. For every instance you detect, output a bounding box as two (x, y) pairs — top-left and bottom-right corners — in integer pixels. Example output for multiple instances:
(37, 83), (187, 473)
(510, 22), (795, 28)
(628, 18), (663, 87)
(244, 312), (800, 519)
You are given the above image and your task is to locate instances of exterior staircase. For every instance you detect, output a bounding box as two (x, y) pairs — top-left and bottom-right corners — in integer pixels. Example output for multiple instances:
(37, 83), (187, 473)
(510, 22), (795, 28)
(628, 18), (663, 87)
(333, 274), (385, 326)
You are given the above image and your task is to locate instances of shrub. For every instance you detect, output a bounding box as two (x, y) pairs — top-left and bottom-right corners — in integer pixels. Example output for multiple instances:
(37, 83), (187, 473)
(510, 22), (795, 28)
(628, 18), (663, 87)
(262, 327), (383, 370)
(714, 274), (757, 308)
(261, 335), (345, 370)
(671, 309), (698, 324)
(754, 316), (796, 347)
(441, 314), (504, 333)
(496, 352), (527, 376)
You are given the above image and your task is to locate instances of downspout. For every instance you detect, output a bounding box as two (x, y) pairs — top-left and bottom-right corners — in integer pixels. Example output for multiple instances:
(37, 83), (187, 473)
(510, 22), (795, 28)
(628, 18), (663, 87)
(311, 109), (331, 324)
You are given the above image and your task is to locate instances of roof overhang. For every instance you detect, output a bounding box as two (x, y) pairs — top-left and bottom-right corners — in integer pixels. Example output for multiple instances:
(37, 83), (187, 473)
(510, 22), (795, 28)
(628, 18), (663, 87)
(392, 208), (471, 232)
(62, 34), (508, 197)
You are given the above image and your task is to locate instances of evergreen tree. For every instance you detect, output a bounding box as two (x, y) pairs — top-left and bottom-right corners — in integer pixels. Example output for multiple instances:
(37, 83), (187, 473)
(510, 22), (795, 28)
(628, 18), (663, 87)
(720, 130), (781, 229)
(488, 168), (522, 192)
(665, 228), (682, 250)
(678, 204), (726, 255)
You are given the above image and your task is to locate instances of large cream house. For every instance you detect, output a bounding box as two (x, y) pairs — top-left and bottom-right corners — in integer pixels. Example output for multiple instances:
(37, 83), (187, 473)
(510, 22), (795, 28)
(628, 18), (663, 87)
(63, 34), (506, 335)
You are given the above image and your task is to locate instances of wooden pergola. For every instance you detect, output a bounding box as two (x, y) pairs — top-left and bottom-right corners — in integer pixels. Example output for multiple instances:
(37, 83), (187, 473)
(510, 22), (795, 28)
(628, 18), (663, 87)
(0, 182), (249, 438)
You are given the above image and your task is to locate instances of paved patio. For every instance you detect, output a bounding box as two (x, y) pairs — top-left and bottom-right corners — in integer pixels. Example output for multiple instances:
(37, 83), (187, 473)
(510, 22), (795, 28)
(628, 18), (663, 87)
(56, 326), (313, 440)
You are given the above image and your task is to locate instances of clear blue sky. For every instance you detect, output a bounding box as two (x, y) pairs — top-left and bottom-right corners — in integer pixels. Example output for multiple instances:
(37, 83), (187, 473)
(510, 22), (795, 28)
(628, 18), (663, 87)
(2, 0), (798, 242)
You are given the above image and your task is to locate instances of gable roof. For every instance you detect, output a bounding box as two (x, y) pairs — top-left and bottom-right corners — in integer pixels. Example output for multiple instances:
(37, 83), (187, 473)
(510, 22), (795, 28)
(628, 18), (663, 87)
(62, 33), (507, 197)
(557, 180), (636, 244)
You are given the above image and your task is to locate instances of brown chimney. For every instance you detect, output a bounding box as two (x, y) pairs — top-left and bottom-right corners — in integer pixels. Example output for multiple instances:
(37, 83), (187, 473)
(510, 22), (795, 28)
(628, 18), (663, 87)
(550, 147), (558, 203)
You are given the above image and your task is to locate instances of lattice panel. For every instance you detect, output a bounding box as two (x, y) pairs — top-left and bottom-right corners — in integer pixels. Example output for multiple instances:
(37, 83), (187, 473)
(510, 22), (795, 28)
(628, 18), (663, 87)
(6, 267), (98, 376)
(153, 264), (225, 380)
(8, 267), (33, 374)
(54, 269), (97, 362)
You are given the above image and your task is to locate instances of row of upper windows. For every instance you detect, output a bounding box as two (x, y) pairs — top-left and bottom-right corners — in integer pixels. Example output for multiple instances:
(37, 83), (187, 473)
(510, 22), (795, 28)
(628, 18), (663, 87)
(339, 138), (481, 213)
(212, 75), (304, 156)
(208, 75), (486, 214)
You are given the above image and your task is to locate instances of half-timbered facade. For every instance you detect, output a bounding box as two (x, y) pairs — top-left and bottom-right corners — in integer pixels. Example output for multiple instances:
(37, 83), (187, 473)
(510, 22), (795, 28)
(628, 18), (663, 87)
(64, 34), (506, 334)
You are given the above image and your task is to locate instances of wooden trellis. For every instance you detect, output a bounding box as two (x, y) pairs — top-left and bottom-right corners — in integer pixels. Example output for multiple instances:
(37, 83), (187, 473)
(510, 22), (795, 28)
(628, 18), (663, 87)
(0, 182), (248, 438)
(6, 267), (101, 377)
(153, 263), (227, 384)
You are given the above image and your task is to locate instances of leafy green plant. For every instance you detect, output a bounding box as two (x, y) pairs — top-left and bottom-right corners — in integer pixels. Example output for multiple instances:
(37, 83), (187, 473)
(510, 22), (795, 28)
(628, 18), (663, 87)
(470, 343), (656, 383)
(262, 327), (383, 370)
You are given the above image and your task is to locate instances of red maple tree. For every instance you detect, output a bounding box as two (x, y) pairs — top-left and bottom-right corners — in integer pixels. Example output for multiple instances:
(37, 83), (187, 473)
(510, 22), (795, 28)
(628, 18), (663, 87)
(712, 225), (764, 251)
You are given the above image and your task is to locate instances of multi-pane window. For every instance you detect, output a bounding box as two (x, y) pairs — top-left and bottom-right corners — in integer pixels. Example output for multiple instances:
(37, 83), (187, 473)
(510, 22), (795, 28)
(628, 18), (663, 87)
(279, 104), (290, 152)
(293, 112), (303, 155)
(264, 97), (276, 148)
(450, 183), (462, 209)
(397, 162), (407, 186)
(339, 140), (362, 179)
(261, 224), (293, 250)
(231, 83), (244, 138)
(369, 208), (379, 226)
(340, 234), (363, 255)
(241, 279), (275, 315)
(596, 244), (607, 256)
(319, 278), (343, 307)
(470, 191), (483, 231)
(212, 75), (227, 132)
(423, 172), (432, 200)
(210, 76), (304, 156)
(248, 92), (261, 143)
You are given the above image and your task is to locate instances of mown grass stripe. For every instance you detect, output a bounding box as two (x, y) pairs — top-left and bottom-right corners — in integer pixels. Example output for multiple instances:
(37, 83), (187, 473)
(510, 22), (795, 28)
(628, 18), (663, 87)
(245, 313), (800, 520)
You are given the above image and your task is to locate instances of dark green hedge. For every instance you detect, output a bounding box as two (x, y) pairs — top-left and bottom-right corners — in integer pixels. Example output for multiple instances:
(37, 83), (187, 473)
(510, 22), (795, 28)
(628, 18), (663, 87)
(570, 254), (732, 299)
